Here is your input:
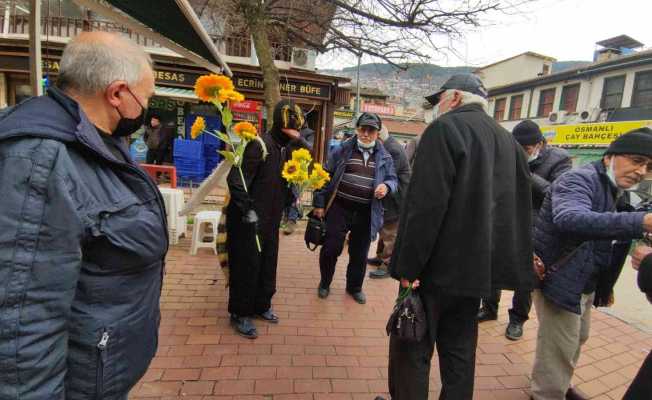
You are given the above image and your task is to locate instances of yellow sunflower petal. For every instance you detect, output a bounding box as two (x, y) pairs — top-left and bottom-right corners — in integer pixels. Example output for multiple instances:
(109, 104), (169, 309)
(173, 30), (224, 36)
(194, 74), (235, 102)
(190, 116), (206, 139)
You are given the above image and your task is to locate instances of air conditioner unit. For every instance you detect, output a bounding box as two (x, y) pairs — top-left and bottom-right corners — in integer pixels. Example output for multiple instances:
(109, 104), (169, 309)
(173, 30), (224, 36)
(579, 107), (601, 122)
(291, 47), (317, 70)
(548, 111), (567, 124)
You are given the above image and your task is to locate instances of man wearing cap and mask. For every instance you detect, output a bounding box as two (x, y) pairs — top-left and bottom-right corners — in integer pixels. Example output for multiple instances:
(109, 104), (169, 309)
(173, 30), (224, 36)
(312, 112), (398, 304)
(531, 127), (652, 400)
(382, 74), (534, 400)
(0, 32), (166, 399)
(226, 99), (310, 339)
(478, 120), (572, 341)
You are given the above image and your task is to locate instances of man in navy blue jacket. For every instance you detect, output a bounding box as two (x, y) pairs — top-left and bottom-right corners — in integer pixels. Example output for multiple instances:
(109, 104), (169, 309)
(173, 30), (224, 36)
(531, 128), (652, 400)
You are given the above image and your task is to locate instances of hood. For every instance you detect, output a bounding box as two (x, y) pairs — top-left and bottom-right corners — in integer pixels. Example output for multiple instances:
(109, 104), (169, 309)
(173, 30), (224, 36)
(0, 87), (119, 162)
(269, 99), (304, 146)
(0, 87), (81, 143)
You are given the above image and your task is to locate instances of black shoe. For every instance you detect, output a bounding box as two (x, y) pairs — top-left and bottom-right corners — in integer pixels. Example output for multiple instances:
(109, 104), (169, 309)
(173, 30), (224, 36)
(369, 268), (390, 279)
(283, 220), (297, 235)
(367, 257), (382, 266)
(256, 309), (279, 324)
(477, 307), (497, 322)
(565, 387), (588, 400)
(318, 286), (330, 299)
(348, 291), (366, 304)
(505, 321), (524, 341)
(230, 315), (258, 339)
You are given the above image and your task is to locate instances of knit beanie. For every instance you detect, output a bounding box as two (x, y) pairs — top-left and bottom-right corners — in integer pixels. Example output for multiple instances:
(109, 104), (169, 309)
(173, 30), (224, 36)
(512, 120), (544, 146)
(605, 127), (652, 157)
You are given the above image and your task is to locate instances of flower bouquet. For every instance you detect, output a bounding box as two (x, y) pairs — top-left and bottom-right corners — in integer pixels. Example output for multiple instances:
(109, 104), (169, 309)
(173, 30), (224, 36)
(282, 148), (330, 217)
(188, 74), (267, 253)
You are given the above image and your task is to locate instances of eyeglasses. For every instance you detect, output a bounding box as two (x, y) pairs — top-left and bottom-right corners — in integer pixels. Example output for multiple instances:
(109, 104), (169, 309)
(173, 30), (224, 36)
(621, 155), (652, 170)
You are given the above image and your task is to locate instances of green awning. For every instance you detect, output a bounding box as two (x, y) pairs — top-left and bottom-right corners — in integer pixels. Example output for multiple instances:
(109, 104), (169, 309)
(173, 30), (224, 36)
(155, 86), (197, 101)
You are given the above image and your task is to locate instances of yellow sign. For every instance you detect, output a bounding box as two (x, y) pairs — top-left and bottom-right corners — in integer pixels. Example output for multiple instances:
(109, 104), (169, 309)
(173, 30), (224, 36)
(542, 121), (652, 145)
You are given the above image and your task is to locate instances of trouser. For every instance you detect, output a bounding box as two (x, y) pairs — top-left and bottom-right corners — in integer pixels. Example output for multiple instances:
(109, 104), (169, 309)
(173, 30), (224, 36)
(375, 220), (399, 266)
(284, 186), (301, 222)
(146, 149), (161, 164)
(388, 291), (480, 400)
(481, 288), (532, 324)
(227, 207), (279, 316)
(530, 290), (594, 400)
(319, 198), (371, 293)
(623, 350), (652, 399)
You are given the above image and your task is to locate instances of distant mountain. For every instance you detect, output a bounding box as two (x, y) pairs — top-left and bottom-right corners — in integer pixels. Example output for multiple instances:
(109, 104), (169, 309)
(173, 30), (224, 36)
(320, 62), (474, 81)
(552, 61), (592, 73)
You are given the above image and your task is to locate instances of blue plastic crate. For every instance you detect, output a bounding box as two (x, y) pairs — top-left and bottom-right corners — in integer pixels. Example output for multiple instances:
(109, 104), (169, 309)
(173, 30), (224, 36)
(173, 139), (203, 160)
(203, 142), (223, 158)
(174, 157), (205, 177)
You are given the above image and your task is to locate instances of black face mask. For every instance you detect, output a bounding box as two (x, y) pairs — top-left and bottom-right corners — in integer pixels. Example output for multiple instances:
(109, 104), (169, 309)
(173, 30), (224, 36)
(113, 87), (147, 137)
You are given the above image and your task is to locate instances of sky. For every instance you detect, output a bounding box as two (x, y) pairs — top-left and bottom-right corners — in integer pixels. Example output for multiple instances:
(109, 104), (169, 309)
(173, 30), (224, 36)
(316, 0), (652, 70)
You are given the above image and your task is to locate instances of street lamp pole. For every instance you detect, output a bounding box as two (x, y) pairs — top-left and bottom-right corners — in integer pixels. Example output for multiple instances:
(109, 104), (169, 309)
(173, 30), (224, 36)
(354, 50), (361, 118)
(29, 0), (43, 96)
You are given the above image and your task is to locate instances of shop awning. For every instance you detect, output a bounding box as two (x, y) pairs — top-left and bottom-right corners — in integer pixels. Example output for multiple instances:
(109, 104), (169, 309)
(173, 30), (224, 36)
(155, 86), (198, 101)
(72, 0), (232, 76)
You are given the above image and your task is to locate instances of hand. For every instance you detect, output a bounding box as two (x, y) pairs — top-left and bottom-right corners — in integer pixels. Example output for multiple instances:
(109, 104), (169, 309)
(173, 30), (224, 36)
(631, 245), (652, 270)
(533, 254), (546, 280)
(400, 278), (420, 289)
(242, 209), (259, 224)
(312, 208), (325, 219)
(374, 184), (388, 199)
(281, 128), (301, 140)
(643, 214), (652, 233)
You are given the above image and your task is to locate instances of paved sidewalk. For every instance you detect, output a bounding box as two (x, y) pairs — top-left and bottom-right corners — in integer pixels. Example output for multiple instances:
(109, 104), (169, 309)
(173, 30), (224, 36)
(130, 232), (652, 399)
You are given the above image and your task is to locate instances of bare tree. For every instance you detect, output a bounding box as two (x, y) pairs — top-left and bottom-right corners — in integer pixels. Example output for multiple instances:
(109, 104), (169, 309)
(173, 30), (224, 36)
(197, 0), (531, 124)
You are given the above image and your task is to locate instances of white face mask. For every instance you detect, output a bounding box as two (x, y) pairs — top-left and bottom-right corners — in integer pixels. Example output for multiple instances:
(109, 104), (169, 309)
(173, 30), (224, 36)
(606, 157), (619, 188)
(424, 108), (435, 124)
(528, 149), (540, 163)
(357, 139), (376, 150)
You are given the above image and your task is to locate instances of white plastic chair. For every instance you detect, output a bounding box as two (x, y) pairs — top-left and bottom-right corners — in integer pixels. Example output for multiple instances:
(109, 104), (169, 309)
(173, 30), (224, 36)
(189, 210), (221, 255)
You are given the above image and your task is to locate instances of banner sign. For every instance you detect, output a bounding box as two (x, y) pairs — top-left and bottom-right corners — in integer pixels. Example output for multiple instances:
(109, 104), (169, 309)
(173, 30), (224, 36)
(542, 121), (652, 145)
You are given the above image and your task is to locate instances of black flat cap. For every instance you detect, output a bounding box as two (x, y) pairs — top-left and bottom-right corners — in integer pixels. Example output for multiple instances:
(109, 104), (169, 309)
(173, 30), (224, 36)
(425, 73), (488, 105)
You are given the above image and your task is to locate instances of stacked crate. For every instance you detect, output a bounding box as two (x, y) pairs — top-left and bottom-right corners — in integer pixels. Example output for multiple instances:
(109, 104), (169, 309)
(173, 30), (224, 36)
(173, 139), (205, 183)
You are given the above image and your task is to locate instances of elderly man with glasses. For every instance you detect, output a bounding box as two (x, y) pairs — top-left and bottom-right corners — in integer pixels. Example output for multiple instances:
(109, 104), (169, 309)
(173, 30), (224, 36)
(531, 127), (652, 400)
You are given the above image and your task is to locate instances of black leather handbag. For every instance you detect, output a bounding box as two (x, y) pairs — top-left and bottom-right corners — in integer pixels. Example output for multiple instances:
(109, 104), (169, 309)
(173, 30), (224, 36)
(386, 285), (427, 342)
(304, 212), (327, 251)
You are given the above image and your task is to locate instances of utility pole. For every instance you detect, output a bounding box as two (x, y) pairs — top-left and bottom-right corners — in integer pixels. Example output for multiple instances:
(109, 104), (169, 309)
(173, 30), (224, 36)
(354, 50), (361, 118)
(29, 0), (43, 96)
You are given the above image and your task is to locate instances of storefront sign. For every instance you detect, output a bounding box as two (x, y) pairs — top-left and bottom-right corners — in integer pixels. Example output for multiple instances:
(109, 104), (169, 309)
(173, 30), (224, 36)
(542, 121), (652, 145)
(334, 110), (354, 119)
(153, 69), (201, 86)
(234, 75), (331, 99)
(362, 103), (395, 115)
(231, 100), (260, 113)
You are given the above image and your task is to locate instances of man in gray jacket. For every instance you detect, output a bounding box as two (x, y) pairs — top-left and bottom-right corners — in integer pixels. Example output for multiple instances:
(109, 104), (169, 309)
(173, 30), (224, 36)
(478, 120), (572, 341)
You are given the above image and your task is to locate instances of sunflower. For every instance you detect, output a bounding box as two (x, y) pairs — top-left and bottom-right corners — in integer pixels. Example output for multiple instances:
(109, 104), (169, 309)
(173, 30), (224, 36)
(194, 74), (235, 102)
(220, 89), (245, 104)
(309, 163), (330, 189)
(291, 148), (312, 164)
(190, 116), (206, 139)
(282, 159), (305, 184)
(232, 121), (258, 141)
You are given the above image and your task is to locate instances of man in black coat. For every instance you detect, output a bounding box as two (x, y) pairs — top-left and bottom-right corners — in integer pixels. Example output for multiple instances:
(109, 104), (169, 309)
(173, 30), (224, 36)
(368, 124), (411, 278)
(478, 120), (572, 341)
(381, 74), (534, 400)
(625, 244), (652, 399)
(226, 100), (307, 339)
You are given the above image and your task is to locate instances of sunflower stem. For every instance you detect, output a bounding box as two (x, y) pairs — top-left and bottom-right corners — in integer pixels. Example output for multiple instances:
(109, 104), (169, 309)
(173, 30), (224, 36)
(237, 166), (262, 253)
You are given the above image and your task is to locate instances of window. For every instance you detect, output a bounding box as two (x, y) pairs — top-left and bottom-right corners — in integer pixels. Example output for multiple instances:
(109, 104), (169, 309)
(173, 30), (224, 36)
(560, 84), (580, 113)
(509, 95), (523, 120)
(632, 70), (652, 107)
(542, 64), (551, 75)
(537, 88), (556, 117)
(601, 75), (626, 109)
(493, 98), (506, 121)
